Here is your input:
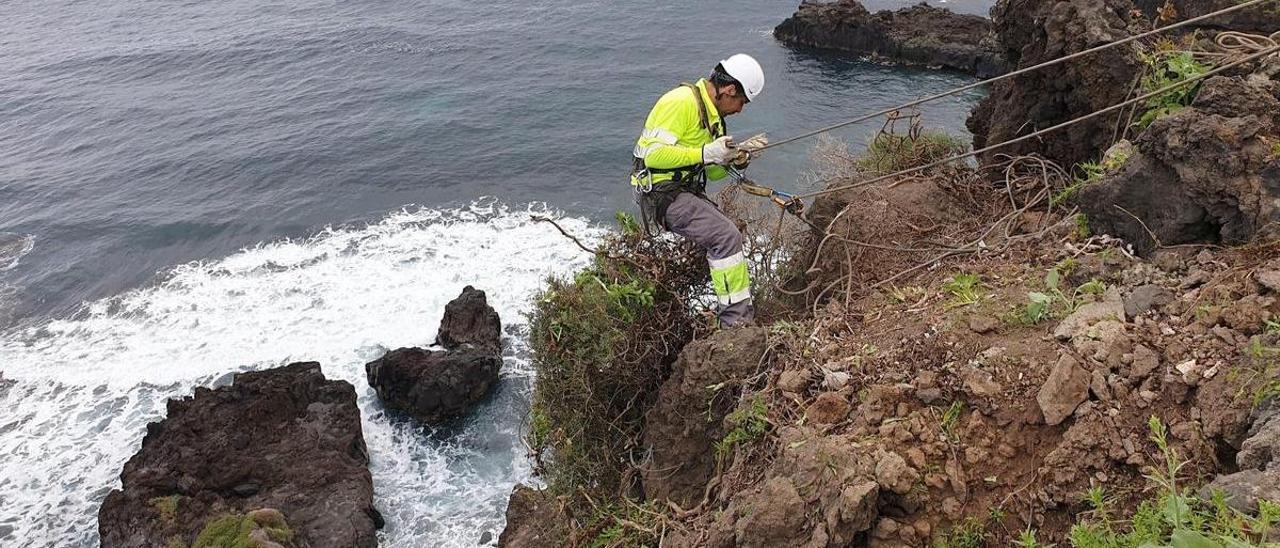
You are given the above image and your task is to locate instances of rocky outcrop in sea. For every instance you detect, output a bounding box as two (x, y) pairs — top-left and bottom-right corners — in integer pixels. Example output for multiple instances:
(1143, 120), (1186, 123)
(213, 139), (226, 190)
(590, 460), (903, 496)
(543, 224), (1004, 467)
(97, 362), (381, 548)
(774, 0), (1007, 78)
(366, 285), (503, 424)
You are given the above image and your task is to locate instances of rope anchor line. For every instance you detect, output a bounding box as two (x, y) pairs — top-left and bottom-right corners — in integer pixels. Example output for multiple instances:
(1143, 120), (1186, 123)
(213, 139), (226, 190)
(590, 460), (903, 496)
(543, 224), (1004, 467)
(753, 0), (1278, 154)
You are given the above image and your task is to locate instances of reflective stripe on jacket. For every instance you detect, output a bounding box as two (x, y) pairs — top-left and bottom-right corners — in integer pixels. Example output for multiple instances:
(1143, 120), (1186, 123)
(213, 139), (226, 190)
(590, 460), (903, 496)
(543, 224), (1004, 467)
(630, 79), (728, 187)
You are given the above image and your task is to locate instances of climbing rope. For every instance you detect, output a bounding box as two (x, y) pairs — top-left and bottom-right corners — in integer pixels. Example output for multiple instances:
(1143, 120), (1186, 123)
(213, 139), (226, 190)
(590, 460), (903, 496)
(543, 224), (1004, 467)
(792, 43), (1280, 201)
(752, 0), (1278, 154)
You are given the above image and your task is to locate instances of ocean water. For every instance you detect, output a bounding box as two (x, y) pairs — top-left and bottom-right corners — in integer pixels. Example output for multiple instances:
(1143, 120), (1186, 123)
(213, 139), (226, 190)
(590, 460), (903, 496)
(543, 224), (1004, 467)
(0, 0), (989, 545)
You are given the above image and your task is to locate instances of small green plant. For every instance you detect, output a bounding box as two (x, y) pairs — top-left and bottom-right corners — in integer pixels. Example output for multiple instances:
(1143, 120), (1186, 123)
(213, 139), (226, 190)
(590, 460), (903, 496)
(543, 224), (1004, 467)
(716, 398), (771, 458)
(935, 517), (988, 548)
(940, 400), (964, 441)
(858, 130), (969, 173)
(1066, 416), (1280, 546)
(1074, 214), (1093, 240)
(943, 273), (982, 309)
(1271, 141), (1280, 159)
(1135, 51), (1210, 129)
(615, 211), (642, 236)
(1053, 162), (1108, 206)
(581, 501), (662, 548)
(1023, 268), (1108, 324)
(192, 513), (293, 548)
(1014, 527), (1049, 548)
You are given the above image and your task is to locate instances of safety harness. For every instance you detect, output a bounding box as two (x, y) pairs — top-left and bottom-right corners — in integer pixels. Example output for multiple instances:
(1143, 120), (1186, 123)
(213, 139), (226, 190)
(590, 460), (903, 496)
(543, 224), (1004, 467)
(633, 82), (724, 235)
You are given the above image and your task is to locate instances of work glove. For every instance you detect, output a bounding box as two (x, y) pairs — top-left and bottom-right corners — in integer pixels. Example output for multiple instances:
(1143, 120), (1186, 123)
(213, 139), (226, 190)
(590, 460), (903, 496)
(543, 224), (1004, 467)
(702, 136), (736, 166)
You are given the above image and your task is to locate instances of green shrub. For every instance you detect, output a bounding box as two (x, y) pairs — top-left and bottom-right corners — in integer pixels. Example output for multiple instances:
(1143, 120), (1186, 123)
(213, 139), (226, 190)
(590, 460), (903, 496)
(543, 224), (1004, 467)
(191, 513), (292, 548)
(527, 215), (708, 497)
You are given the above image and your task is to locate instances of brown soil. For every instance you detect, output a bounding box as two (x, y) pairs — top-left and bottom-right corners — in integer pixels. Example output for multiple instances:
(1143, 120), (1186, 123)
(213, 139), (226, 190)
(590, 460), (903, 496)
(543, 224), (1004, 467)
(659, 170), (1280, 545)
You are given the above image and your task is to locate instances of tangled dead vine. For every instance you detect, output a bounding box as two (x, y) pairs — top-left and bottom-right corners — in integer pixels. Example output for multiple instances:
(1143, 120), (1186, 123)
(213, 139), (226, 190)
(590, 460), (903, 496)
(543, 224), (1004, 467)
(786, 126), (1084, 316)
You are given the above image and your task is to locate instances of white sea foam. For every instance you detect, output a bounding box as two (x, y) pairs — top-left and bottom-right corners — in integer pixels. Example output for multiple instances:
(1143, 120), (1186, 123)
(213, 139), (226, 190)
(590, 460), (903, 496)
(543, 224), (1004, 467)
(0, 233), (35, 272)
(0, 201), (601, 547)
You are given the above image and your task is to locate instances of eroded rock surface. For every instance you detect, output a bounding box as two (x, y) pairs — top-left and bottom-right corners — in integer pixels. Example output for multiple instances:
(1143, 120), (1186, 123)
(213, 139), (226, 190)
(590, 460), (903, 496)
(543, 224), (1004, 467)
(98, 362), (380, 548)
(1203, 401), (1280, 513)
(1080, 76), (1280, 254)
(775, 0), (1006, 78)
(967, 0), (1146, 168)
(497, 484), (567, 548)
(642, 327), (769, 507)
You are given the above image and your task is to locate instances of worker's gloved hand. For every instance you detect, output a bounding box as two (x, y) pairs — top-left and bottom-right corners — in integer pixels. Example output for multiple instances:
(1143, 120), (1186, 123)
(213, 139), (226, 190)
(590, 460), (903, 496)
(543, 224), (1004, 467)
(702, 136), (736, 165)
(730, 149), (751, 170)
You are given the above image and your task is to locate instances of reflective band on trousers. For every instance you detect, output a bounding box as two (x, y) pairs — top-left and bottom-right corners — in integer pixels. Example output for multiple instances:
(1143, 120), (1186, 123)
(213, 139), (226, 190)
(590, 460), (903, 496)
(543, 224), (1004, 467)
(709, 254), (750, 305)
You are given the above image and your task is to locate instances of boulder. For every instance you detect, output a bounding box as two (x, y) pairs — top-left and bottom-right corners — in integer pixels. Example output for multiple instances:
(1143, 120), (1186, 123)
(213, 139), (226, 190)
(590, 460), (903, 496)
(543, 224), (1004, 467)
(1037, 354), (1090, 425)
(1255, 262), (1280, 293)
(1053, 299), (1125, 341)
(437, 285), (502, 352)
(642, 327), (769, 507)
(98, 362), (380, 548)
(1202, 401), (1280, 514)
(497, 485), (567, 548)
(366, 286), (504, 423)
(874, 450), (919, 495)
(770, 428), (880, 545)
(967, 0), (1146, 169)
(733, 477), (809, 548)
(365, 347), (502, 424)
(1124, 284), (1175, 319)
(1080, 76), (1280, 254)
(774, 0), (1007, 78)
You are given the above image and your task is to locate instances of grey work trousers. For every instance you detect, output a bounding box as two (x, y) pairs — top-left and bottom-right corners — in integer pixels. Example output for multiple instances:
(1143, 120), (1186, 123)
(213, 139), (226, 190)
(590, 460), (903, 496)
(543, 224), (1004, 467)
(660, 191), (754, 326)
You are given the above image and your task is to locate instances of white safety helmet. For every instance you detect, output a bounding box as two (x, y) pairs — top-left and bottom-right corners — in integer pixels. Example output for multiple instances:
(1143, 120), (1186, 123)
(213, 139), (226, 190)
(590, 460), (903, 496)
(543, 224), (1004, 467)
(717, 54), (764, 102)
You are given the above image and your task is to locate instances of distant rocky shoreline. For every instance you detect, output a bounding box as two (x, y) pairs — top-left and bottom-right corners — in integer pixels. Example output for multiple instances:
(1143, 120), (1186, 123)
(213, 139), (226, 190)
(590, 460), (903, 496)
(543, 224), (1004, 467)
(774, 0), (1007, 78)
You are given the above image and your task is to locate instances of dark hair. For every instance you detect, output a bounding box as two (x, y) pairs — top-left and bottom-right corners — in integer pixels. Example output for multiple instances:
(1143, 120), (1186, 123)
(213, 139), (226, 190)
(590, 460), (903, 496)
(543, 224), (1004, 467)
(710, 63), (746, 99)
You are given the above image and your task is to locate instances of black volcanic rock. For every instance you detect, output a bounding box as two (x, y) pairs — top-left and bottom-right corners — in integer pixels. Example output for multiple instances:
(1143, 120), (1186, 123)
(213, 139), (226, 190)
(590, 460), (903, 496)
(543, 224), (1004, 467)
(98, 362), (380, 548)
(366, 286), (503, 424)
(966, 0), (1147, 169)
(1079, 76), (1280, 254)
(437, 285), (502, 352)
(365, 346), (502, 423)
(774, 0), (1007, 78)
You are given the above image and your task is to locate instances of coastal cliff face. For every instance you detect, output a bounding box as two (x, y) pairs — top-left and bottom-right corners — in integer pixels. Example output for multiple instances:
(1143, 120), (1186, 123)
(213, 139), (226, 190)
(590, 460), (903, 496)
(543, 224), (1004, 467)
(504, 1), (1280, 545)
(774, 0), (1007, 78)
(967, 0), (1147, 169)
(98, 362), (380, 548)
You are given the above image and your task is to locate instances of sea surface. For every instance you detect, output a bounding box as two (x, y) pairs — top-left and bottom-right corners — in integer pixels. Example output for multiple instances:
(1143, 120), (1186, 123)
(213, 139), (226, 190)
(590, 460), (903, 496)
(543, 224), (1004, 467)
(0, 0), (989, 545)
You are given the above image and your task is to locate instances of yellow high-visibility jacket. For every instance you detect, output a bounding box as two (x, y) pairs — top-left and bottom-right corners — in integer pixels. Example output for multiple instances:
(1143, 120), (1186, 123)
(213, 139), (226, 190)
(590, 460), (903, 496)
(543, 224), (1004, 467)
(630, 79), (728, 187)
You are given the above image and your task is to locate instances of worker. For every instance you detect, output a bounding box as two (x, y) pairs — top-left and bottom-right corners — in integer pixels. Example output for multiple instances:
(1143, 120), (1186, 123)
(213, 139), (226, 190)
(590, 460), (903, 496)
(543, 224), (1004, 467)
(630, 54), (764, 327)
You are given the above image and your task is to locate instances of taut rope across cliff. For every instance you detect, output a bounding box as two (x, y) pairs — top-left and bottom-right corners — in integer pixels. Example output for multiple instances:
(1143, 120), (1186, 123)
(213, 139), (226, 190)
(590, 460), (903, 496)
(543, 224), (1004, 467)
(752, 0), (1278, 155)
